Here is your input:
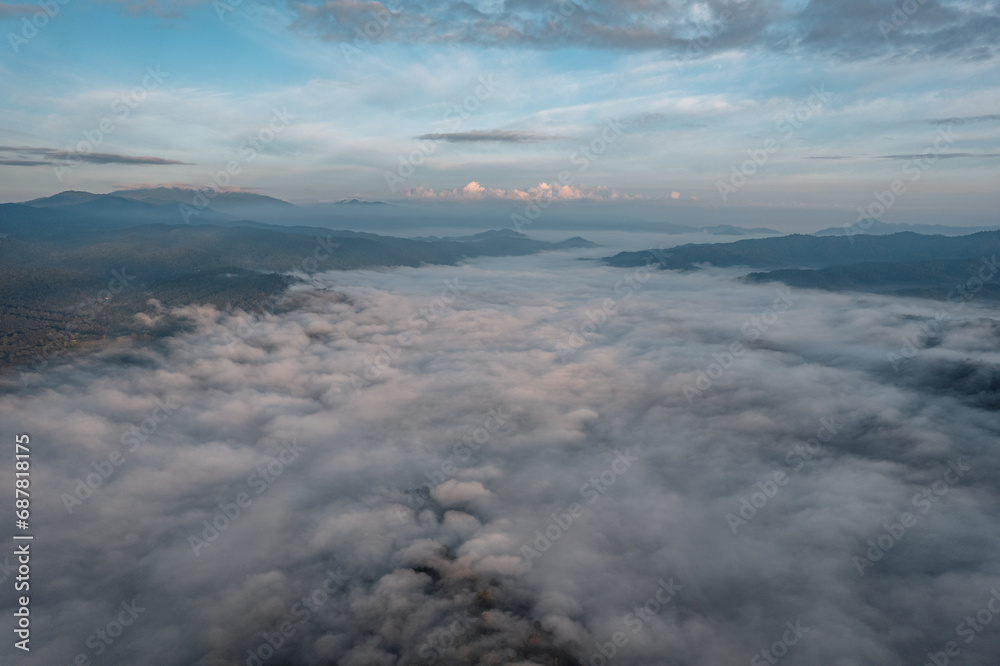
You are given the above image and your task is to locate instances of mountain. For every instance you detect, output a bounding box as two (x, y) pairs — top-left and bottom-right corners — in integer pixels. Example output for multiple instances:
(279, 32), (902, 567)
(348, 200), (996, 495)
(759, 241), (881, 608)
(20, 189), (298, 227)
(12, 194), (235, 234)
(110, 187), (298, 222)
(699, 224), (781, 236)
(335, 198), (388, 206)
(410, 229), (530, 242)
(814, 219), (1000, 237)
(605, 230), (1000, 299)
(744, 256), (1000, 299)
(109, 186), (295, 208)
(0, 201), (595, 370)
(22, 190), (103, 207)
(604, 231), (1000, 271)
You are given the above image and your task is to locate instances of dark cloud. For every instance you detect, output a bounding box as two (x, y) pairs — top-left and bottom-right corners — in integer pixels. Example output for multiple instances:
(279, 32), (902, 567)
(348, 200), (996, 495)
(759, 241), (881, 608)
(96, 0), (1000, 60)
(2, 239), (1000, 665)
(929, 114), (1000, 125)
(0, 146), (190, 166)
(875, 152), (1000, 159)
(0, 2), (36, 17)
(416, 130), (567, 143)
(793, 0), (1000, 60)
(287, 0), (766, 51)
(283, 0), (999, 60)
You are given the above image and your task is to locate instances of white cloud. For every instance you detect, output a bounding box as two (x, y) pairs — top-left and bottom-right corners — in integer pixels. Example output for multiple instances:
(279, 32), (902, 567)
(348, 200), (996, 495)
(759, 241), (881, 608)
(4, 241), (1000, 664)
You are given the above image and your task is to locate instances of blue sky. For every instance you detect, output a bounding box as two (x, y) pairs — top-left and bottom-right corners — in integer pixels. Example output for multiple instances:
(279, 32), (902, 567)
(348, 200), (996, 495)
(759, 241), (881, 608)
(1, 0), (998, 223)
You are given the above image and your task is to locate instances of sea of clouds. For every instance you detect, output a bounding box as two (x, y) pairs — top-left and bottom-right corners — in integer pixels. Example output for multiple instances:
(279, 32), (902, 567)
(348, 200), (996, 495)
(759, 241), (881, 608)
(2, 234), (999, 666)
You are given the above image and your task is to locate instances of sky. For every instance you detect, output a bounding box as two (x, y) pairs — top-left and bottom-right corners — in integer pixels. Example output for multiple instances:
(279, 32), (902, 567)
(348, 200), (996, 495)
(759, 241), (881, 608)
(0, 0), (999, 224)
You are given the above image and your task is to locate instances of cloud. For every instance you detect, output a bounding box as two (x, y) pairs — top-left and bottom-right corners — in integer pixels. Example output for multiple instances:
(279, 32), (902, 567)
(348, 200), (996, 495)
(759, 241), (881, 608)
(431, 479), (493, 507)
(0, 159), (51, 166)
(0, 146), (190, 167)
(928, 114), (1000, 125)
(3, 236), (1000, 665)
(621, 112), (706, 130)
(91, 0), (1000, 61)
(416, 130), (567, 143)
(401, 180), (642, 201)
(283, 0), (1000, 60)
(0, 2), (36, 17)
(874, 152), (1000, 159)
(627, 112), (669, 127)
(110, 182), (260, 192)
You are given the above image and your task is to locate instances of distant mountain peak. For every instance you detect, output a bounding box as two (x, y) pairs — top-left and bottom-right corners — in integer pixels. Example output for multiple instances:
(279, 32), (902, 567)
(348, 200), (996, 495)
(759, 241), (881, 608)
(408, 229), (530, 242)
(335, 198), (388, 206)
(814, 219), (1000, 237)
(699, 224), (781, 236)
(22, 190), (102, 207)
(110, 187), (296, 208)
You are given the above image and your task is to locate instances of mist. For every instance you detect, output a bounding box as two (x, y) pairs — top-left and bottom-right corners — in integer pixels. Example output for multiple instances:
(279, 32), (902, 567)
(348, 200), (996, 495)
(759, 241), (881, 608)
(2, 236), (999, 665)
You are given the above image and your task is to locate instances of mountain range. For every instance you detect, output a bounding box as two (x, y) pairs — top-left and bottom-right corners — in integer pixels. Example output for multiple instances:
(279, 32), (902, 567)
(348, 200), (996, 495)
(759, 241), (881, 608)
(605, 231), (1000, 300)
(813, 219), (1000, 237)
(0, 191), (594, 371)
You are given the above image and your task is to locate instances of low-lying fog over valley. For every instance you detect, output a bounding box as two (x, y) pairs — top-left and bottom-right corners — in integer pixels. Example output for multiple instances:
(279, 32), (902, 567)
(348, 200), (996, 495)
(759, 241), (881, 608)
(3, 227), (999, 665)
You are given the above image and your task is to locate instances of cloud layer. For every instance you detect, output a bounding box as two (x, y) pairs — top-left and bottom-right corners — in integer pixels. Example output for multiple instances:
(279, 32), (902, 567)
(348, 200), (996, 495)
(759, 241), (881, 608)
(0, 146), (190, 167)
(401, 180), (641, 201)
(97, 0), (1000, 61)
(2, 238), (1000, 664)
(416, 130), (567, 143)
